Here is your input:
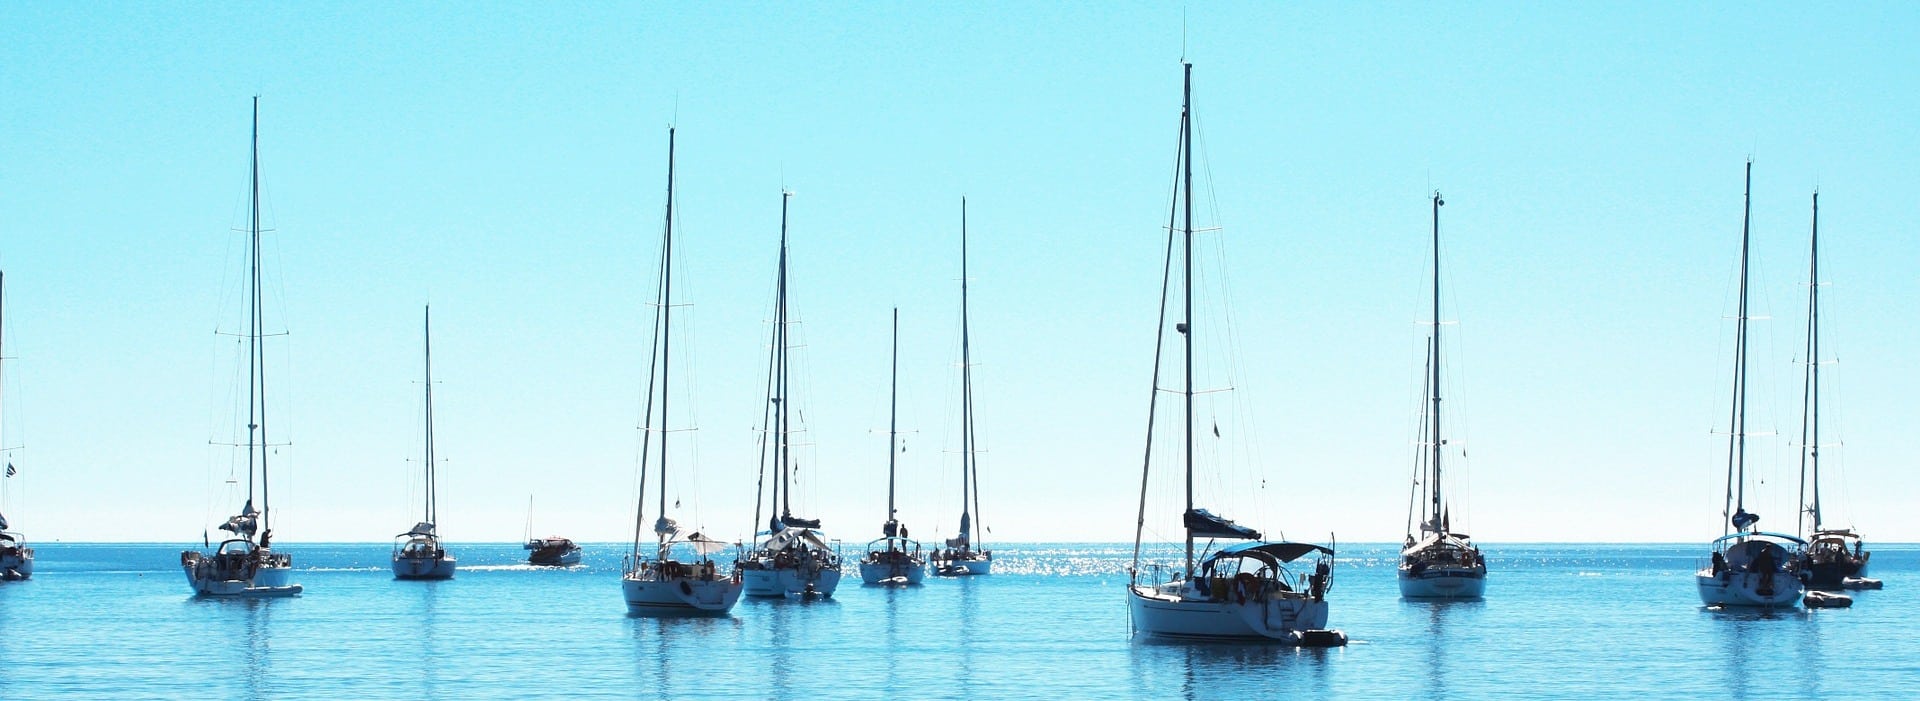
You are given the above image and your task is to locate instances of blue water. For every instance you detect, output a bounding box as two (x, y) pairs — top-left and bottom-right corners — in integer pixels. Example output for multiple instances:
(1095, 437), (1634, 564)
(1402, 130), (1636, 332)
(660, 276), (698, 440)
(0, 542), (1912, 699)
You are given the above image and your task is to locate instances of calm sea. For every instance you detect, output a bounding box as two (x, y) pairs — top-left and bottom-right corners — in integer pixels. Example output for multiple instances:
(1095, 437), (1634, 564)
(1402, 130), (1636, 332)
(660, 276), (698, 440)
(0, 542), (1910, 699)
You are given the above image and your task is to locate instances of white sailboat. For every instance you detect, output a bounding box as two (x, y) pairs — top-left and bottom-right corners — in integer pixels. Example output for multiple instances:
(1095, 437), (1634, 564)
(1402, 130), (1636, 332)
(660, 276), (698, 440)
(1398, 192), (1488, 599)
(620, 127), (743, 616)
(1126, 64), (1343, 646)
(1791, 192), (1871, 590)
(393, 306), (456, 580)
(859, 309), (926, 586)
(181, 97), (302, 598)
(930, 198), (991, 577)
(1695, 161), (1806, 608)
(736, 191), (843, 599)
(0, 269), (33, 582)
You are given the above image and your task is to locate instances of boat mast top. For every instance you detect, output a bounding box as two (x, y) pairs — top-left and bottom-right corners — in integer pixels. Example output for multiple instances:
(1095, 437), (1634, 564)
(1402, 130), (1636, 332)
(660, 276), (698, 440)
(1428, 191), (1445, 536)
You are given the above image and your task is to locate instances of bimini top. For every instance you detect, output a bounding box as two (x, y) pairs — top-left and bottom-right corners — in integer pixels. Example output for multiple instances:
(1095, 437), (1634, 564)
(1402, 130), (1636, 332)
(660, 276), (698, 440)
(1710, 531), (1807, 546)
(1206, 541), (1333, 565)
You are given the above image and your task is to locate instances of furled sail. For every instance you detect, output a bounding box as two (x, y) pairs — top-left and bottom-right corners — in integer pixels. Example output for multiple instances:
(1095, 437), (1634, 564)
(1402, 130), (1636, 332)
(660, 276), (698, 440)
(219, 500), (260, 536)
(398, 521), (436, 538)
(780, 515), (822, 529)
(1184, 508), (1261, 540)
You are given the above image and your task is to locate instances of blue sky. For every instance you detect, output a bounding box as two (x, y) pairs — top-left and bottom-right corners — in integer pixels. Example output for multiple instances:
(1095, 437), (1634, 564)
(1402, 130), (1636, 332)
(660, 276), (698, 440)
(1, 3), (1914, 544)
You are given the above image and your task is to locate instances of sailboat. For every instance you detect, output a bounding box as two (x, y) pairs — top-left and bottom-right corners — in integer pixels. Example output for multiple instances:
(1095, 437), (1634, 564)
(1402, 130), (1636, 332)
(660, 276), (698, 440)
(180, 97), (302, 597)
(1792, 192), (1872, 590)
(1126, 63), (1343, 645)
(0, 269), (33, 581)
(859, 309), (925, 586)
(737, 191), (844, 598)
(620, 127), (743, 616)
(393, 306), (456, 580)
(1695, 161), (1806, 608)
(1398, 192), (1488, 599)
(930, 198), (992, 577)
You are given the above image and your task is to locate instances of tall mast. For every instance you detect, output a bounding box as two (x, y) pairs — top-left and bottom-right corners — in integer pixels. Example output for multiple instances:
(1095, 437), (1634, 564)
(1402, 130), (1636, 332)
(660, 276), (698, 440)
(1180, 62), (1195, 576)
(1724, 160), (1753, 533)
(959, 197), (974, 543)
(887, 308), (899, 528)
(776, 192), (793, 521)
(630, 128), (675, 558)
(423, 306), (436, 526)
(247, 96), (271, 539)
(657, 127), (676, 542)
(1429, 191), (1445, 534)
(1797, 191), (1821, 536)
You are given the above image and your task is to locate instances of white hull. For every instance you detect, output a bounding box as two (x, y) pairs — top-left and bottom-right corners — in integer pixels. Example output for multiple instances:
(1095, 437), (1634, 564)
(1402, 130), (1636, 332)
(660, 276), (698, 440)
(1696, 568), (1803, 608)
(743, 566), (843, 597)
(1129, 584), (1329, 642)
(392, 554), (457, 580)
(0, 552), (31, 581)
(1398, 567), (1486, 599)
(859, 560), (926, 585)
(931, 557), (992, 577)
(623, 575), (743, 616)
(182, 559), (302, 597)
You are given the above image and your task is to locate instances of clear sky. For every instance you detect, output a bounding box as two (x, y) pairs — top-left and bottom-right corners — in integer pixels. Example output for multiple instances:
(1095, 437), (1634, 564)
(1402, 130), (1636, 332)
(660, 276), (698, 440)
(1, 3), (1914, 544)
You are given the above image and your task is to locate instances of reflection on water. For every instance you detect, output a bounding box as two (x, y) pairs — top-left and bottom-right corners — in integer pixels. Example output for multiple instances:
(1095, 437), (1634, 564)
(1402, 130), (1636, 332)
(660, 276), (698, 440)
(1404, 598), (1485, 699)
(409, 580), (443, 701)
(189, 596), (280, 701)
(1708, 605), (1809, 699)
(1130, 630), (1338, 699)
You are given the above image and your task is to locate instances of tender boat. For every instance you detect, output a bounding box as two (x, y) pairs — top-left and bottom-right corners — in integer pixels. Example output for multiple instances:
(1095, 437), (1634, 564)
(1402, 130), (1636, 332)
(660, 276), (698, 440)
(619, 126), (743, 617)
(1398, 191), (1488, 600)
(736, 191), (842, 598)
(180, 97), (302, 598)
(1694, 161), (1804, 609)
(930, 199), (992, 578)
(0, 270), (33, 582)
(1789, 193), (1872, 590)
(392, 307), (456, 581)
(526, 536), (582, 567)
(858, 310), (926, 586)
(1126, 63), (1343, 645)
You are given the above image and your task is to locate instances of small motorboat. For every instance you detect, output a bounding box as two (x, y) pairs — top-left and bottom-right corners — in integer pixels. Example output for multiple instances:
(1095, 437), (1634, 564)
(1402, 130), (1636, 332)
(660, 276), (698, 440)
(1841, 577), (1883, 590)
(1803, 590), (1853, 608)
(526, 536), (582, 566)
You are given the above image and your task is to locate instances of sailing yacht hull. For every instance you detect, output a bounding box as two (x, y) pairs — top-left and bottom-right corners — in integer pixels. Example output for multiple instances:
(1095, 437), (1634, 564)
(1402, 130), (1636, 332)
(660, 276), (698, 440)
(1129, 585), (1330, 642)
(1398, 567), (1487, 599)
(622, 576), (742, 617)
(858, 560), (926, 586)
(0, 552), (31, 581)
(1695, 569), (1803, 608)
(392, 554), (457, 580)
(932, 557), (992, 577)
(182, 558), (302, 597)
(743, 567), (843, 597)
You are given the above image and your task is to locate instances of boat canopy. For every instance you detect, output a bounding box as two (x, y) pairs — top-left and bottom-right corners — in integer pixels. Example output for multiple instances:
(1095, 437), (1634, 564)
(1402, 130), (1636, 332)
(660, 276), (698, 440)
(1710, 531), (1807, 546)
(759, 527), (829, 551)
(1207, 541), (1332, 565)
(526, 536), (575, 549)
(397, 521), (437, 538)
(1184, 508), (1260, 540)
(669, 529), (731, 556)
